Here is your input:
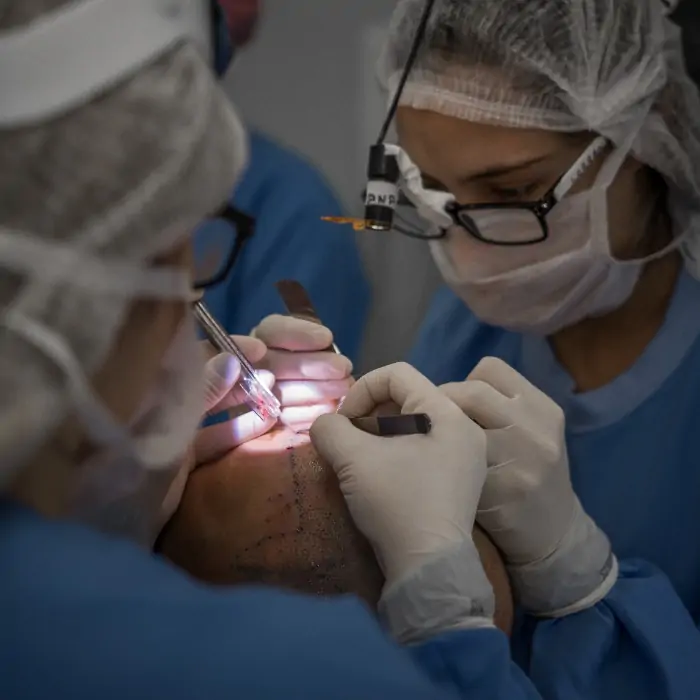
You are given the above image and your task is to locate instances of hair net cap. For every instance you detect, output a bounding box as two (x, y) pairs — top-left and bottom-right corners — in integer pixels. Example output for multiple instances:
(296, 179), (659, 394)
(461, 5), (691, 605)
(379, 0), (700, 271)
(0, 0), (249, 482)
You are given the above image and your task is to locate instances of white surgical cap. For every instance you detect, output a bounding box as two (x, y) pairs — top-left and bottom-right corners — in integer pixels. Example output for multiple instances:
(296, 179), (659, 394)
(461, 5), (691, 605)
(379, 0), (700, 255)
(0, 0), (246, 480)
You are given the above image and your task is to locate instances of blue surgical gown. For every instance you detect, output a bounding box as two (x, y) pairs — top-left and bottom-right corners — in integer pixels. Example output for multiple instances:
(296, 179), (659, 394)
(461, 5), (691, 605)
(0, 499), (541, 700)
(409, 268), (700, 699)
(199, 131), (369, 363)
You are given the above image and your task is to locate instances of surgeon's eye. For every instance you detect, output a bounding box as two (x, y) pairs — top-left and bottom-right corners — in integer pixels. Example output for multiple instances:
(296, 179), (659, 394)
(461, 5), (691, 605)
(489, 183), (540, 201)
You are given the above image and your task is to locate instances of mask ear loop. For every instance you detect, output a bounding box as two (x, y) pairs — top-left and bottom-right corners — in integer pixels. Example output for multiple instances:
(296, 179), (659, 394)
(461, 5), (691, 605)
(552, 136), (609, 200)
(0, 228), (192, 301)
(2, 312), (139, 452)
(559, 117), (678, 263)
(552, 135), (634, 257)
(3, 309), (201, 474)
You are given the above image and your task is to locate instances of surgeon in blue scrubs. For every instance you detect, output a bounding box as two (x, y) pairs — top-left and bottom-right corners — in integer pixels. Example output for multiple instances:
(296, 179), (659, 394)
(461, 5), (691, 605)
(293, 0), (700, 697)
(204, 0), (369, 363)
(392, 0), (700, 697)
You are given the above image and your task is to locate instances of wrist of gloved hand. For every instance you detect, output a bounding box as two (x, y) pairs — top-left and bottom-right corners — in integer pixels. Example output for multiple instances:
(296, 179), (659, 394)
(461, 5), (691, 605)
(506, 497), (618, 617)
(378, 538), (495, 645)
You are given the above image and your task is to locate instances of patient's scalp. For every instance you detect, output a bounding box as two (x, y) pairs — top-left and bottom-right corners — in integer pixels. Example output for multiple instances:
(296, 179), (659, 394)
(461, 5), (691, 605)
(157, 432), (384, 606)
(158, 427), (513, 634)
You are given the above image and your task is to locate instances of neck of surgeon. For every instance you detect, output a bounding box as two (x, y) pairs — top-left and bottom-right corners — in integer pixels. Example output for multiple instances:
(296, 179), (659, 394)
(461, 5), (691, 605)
(551, 196), (680, 393)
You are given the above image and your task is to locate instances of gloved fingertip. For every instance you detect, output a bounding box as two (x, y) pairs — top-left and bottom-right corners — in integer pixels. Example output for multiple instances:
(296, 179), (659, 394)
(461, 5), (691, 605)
(337, 354), (353, 376)
(242, 335), (268, 363)
(208, 353), (241, 386)
(469, 356), (510, 379)
(308, 325), (334, 346)
(308, 354), (352, 381)
(309, 410), (333, 431)
(308, 412), (339, 445)
(440, 382), (461, 401)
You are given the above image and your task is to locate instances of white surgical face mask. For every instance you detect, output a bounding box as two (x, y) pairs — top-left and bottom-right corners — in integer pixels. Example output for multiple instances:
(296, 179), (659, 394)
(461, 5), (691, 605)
(70, 312), (205, 544)
(429, 137), (653, 335)
(0, 96), (250, 542)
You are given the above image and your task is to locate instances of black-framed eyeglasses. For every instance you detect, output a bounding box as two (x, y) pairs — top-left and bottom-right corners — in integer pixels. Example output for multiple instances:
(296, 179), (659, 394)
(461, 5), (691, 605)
(192, 204), (255, 290)
(444, 184), (561, 246)
(362, 179), (562, 245)
(373, 135), (607, 246)
(358, 183), (559, 244)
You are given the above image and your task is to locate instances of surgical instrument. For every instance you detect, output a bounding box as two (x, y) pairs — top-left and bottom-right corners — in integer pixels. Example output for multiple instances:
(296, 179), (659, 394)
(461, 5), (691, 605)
(275, 279), (432, 437)
(193, 299), (281, 422)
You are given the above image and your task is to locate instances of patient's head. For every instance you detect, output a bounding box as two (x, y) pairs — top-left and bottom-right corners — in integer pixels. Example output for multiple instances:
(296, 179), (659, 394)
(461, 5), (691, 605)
(157, 426), (513, 633)
(158, 427), (383, 604)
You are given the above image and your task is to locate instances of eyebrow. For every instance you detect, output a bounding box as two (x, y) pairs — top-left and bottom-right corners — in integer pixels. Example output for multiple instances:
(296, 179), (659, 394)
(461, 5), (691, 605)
(459, 154), (553, 184)
(420, 153), (555, 192)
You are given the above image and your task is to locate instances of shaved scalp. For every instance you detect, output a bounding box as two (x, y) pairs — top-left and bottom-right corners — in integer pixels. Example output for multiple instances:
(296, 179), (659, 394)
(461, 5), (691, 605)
(157, 427), (513, 633)
(157, 430), (384, 607)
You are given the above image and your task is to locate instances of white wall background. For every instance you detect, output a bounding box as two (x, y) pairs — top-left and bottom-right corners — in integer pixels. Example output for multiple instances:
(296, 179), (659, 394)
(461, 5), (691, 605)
(224, 0), (442, 371)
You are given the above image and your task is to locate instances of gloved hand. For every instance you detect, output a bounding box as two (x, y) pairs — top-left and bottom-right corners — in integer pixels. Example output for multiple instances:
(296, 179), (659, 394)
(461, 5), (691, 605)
(441, 357), (618, 617)
(311, 362), (496, 644)
(252, 315), (353, 431)
(193, 335), (277, 465)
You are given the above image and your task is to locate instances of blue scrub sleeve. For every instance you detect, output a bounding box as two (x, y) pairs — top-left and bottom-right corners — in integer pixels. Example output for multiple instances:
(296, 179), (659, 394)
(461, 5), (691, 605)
(517, 560), (700, 699)
(0, 498), (542, 700)
(3, 576), (540, 699)
(410, 629), (541, 699)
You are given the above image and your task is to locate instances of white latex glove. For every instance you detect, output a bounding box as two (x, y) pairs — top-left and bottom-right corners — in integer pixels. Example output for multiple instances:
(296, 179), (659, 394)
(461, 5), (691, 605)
(252, 315), (353, 431)
(441, 357), (618, 617)
(311, 362), (495, 643)
(193, 335), (277, 465)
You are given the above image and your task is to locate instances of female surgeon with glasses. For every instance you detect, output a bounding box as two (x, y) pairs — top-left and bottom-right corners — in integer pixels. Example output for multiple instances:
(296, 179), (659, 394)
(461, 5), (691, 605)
(282, 0), (700, 697)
